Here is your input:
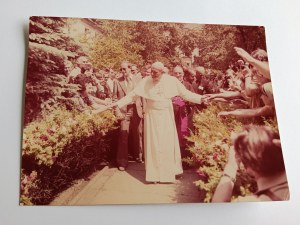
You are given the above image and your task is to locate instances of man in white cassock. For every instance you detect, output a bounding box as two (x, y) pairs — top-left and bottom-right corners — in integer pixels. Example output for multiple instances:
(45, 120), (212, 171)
(95, 62), (203, 183)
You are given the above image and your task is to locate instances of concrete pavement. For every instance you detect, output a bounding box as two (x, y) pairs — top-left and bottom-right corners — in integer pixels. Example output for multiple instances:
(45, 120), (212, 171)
(51, 162), (201, 205)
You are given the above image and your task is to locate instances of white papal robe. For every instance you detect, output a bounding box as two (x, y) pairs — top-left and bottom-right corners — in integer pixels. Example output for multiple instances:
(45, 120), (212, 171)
(116, 74), (202, 182)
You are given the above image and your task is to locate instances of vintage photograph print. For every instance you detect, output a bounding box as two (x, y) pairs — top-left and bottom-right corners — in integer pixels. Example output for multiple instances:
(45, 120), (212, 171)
(21, 16), (289, 205)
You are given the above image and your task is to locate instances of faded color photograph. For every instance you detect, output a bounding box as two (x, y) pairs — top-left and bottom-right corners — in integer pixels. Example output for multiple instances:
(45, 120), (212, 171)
(21, 16), (289, 205)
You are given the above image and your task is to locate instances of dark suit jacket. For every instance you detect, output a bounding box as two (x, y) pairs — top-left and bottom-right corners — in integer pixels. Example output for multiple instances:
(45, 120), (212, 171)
(113, 76), (143, 118)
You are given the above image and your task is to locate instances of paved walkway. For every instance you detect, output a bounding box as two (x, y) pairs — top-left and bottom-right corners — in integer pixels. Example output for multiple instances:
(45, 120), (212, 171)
(51, 162), (201, 205)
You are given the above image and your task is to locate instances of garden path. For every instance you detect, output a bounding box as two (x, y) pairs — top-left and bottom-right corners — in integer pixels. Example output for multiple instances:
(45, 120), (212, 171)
(51, 162), (201, 205)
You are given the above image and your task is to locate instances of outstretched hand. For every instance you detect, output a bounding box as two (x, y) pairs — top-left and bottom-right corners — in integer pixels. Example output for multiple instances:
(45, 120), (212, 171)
(91, 103), (117, 115)
(218, 111), (231, 118)
(230, 99), (249, 106)
(234, 47), (253, 63)
(91, 105), (110, 115)
(202, 94), (216, 104)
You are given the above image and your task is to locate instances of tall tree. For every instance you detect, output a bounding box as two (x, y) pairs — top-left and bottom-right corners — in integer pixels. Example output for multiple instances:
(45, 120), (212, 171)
(236, 26), (267, 52)
(25, 17), (83, 124)
(89, 20), (144, 69)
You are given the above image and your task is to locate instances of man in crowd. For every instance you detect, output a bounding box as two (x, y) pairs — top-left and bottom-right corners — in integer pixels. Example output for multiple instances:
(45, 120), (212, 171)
(172, 66), (195, 157)
(113, 62), (143, 171)
(66, 56), (91, 84)
(184, 68), (199, 92)
(141, 64), (151, 78)
(195, 67), (216, 95)
(130, 64), (142, 80)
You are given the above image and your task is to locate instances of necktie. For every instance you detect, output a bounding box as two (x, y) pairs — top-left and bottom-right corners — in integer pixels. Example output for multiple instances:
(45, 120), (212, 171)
(126, 77), (133, 92)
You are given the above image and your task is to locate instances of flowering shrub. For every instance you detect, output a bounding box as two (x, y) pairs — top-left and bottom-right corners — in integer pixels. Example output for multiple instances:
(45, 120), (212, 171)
(186, 103), (258, 202)
(21, 108), (117, 205)
(20, 170), (38, 206)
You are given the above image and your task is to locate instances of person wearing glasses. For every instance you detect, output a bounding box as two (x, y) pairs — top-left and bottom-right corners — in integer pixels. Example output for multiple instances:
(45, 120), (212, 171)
(111, 62), (143, 171)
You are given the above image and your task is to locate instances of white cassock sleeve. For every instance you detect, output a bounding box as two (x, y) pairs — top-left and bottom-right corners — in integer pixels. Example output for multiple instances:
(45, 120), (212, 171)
(116, 91), (137, 108)
(175, 79), (202, 104)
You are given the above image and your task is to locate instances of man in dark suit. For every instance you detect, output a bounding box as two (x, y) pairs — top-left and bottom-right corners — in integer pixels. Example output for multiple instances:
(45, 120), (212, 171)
(113, 62), (143, 171)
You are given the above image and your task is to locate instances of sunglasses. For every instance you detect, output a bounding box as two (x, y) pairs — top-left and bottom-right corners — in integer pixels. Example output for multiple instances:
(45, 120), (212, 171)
(120, 68), (127, 71)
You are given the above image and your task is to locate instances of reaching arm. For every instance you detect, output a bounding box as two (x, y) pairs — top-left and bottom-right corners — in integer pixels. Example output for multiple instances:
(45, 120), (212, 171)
(212, 176), (235, 202)
(115, 91), (137, 109)
(218, 105), (274, 119)
(176, 79), (202, 104)
(89, 95), (108, 105)
(205, 91), (242, 101)
(210, 98), (230, 103)
(92, 102), (117, 115)
(229, 99), (250, 108)
(235, 47), (270, 79)
(212, 147), (238, 202)
(92, 91), (138, 115)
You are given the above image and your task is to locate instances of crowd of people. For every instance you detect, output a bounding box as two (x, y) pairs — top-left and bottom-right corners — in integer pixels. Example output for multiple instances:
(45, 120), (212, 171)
(205, 47), (275, 120)
(62, 46), (288, 201)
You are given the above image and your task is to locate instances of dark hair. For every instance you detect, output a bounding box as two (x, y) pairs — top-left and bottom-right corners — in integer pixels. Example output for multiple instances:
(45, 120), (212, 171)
(251, 49), (268, 62)
(233, 125), (285, 176)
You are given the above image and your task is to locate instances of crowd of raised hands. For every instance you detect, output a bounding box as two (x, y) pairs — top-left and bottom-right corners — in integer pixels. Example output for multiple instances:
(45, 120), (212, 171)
(202, 47), (275, 120)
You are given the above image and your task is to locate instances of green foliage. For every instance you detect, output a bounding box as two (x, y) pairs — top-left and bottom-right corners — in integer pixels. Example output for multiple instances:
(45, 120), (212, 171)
(20, 170), (38, 205)
(192, 25), (267, 70)
(133, 22), (168, 63)
(88, 20), (266, 71)
(263, 117), (279, 132)
(187, 103), (279, 202)
(89, 20), (144, 69)
(23, 108), (117, 166)
(21, 108), (118, 205)
(89, 20), (195, 68)
(90, 36), (143, 69)
(194, 25), (240, 70)
(187, 103), (256, 202)
(236, 26), (266, 53)
(26, 17), (84, 124)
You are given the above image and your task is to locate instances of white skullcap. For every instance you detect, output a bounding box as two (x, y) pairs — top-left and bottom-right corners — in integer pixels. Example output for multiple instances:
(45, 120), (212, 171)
(151, 61), (164, 71)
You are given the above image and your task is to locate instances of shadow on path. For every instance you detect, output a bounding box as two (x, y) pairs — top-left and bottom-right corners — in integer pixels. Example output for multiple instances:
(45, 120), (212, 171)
(52, 161), (202, 205)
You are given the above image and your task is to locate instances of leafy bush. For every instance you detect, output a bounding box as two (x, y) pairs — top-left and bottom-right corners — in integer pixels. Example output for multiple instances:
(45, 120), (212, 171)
(186, 103), (258, 202)
(20, 170), (38, 206)
(21, 108), (117, 205)
(25, 17), (85, 125)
